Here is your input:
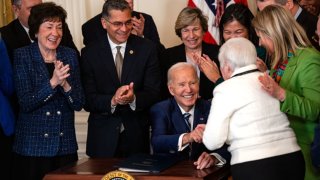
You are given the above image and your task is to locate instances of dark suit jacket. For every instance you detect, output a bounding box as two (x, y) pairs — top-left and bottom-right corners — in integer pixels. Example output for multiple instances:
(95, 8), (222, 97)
(81, 11), (164, 52)
(160, 42), (220, 100)
(13, 43), (84, 156)
(81, 34), (161, 158)
(150, 98), (229, 161)
(0, 19), (79, 62)
(296, 8), (319, 51)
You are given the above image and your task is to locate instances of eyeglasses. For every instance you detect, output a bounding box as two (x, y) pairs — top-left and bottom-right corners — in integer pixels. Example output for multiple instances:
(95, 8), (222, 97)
(105, 18), (133, 28)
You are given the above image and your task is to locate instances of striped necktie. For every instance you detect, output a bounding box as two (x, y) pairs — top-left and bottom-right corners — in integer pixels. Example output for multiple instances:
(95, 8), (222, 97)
(183, 113), (191, 131)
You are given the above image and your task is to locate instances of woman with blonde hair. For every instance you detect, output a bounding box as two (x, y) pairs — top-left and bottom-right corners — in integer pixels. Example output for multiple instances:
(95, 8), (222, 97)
(252, 5), (320, 180)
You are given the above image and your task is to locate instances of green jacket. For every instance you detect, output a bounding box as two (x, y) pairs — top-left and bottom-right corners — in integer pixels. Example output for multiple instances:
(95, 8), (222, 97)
(271, 47), (320, 180)
(272, 47), (320, 145)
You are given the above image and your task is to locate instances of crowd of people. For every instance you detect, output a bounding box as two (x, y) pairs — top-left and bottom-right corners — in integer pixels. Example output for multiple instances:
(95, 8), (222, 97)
(0, 0), (319, 180)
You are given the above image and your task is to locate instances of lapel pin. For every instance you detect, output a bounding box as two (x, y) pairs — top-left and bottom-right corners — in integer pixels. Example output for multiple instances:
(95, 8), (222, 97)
(129, 50), (134, 54)
(200, 118), (204, 121)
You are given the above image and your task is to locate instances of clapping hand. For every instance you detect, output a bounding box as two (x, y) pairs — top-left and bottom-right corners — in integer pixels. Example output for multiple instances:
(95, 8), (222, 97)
(193, 54), (221, 83)
(112, 82), (135, 106)
(50, 60), (70, 90)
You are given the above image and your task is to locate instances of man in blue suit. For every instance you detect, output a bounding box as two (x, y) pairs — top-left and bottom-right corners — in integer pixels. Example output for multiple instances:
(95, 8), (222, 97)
(81, 0), (161, 158)
(150, 62), (228, 169)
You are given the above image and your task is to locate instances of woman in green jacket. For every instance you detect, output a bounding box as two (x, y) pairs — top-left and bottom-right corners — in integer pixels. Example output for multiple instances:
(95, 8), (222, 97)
(252, 5), (320, 180)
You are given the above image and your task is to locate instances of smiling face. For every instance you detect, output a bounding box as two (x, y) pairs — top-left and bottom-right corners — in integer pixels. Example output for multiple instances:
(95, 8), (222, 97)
(168, 65), (199, 112)
(37, 20), (62, 51)
(223, 20), (249, 42)
(180, 19), (204, 51)
(102, 9), (132, 44)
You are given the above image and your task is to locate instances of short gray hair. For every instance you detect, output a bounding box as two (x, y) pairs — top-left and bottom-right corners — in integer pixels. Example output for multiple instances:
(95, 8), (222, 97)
(167, 62), (198, 85)
(218, 37), (257, 71)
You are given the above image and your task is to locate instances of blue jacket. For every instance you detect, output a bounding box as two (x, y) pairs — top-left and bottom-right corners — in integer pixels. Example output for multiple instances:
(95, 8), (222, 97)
(13, 42), (85, 157)
(150, 98), (229, 161)
(0, 37), (14, 136)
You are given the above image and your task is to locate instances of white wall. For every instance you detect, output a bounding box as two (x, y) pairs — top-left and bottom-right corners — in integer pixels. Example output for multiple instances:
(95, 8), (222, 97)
(134, 0), (188, 48)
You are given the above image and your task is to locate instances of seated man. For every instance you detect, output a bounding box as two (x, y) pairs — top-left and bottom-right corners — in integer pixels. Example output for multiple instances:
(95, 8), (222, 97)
(150, 62), (229, 169)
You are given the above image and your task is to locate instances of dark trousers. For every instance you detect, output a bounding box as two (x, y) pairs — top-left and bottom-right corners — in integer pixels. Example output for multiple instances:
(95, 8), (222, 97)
(114, 129), (150, 158)
(12, 152), (78, 180)
(231, 151), (305, 180)
(0, 128), (14, 180)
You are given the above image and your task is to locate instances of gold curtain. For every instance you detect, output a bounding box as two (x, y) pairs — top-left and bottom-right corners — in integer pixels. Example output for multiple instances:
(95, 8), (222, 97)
(0, 0), (14, 27)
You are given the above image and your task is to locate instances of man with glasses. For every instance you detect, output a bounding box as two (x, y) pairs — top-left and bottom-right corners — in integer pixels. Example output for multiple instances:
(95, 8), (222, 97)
(82, 0), (164, 53)
(81, 0), (161, 158)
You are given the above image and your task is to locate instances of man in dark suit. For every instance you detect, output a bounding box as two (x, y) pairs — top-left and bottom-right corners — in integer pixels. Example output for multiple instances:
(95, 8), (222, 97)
(150, 62), (228, 170)
(81, 0), (161, 158)
(256, 0), (319, 51)
(82, 0), (164, 53)
(0, 0), (79, 62)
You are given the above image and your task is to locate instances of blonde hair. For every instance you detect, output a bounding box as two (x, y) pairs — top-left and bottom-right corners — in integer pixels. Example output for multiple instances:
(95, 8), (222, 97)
(252, 5), (311, 68)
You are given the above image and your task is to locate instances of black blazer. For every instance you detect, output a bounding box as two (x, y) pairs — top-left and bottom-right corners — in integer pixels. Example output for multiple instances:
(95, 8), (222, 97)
(0, 19), (79, 62)
(296, 8), (319, 51)
(82, 11), (162, 47)
(81, 34), (161, 158)
(160, 42), (220, 100)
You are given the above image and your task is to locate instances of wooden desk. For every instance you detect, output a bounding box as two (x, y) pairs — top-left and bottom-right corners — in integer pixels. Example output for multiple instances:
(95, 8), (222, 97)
(44, 158), (230, 180)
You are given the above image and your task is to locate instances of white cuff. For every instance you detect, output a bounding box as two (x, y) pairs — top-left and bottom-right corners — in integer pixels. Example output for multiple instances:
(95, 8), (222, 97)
(211, 153), (226, 167)
(177, 133), (189, 151)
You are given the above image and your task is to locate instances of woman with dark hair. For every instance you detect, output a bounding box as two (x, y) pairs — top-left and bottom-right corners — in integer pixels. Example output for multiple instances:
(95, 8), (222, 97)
(194, 4), (268, 86)
(12, 2), (84, 180)
(219, 3), (266, 62)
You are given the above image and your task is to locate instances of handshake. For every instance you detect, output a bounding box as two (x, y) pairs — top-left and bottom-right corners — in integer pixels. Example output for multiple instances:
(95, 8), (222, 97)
(182, 124), (206, 145)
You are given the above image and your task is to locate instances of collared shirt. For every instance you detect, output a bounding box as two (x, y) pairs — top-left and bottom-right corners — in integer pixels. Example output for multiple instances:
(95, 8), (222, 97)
(294, 6), (302, 20)
(177, 105), (195, 151)
(107, 34), (136, 113)
(19, 21), (32, 42)
(107, 34), (127, 62)
(186, 56), (200, 78)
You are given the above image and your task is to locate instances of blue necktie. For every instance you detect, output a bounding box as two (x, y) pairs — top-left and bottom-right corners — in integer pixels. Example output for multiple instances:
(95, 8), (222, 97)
(183, 113), (191, 131)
